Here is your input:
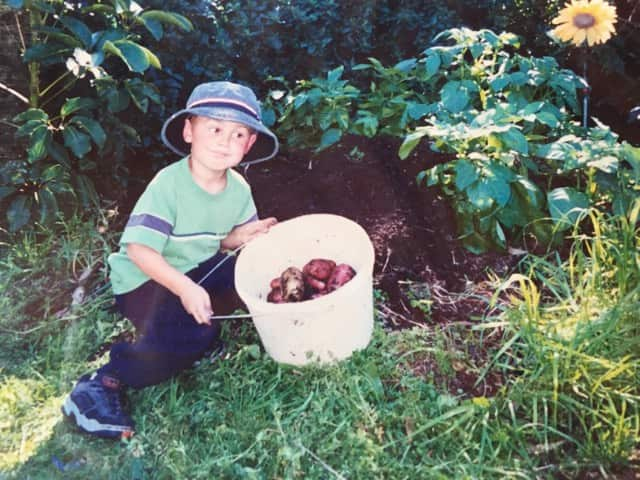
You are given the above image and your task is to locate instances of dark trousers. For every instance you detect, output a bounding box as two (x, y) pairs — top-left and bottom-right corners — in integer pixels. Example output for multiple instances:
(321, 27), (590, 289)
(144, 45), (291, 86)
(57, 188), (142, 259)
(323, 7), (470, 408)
(98, 252), (237, 389)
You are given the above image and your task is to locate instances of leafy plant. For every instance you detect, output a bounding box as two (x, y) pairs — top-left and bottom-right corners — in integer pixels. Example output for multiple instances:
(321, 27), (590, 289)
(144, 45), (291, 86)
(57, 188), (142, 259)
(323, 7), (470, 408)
(2, 0), (192, 231)
(264, 67), (360, 153)
(398, 28), (640, 252)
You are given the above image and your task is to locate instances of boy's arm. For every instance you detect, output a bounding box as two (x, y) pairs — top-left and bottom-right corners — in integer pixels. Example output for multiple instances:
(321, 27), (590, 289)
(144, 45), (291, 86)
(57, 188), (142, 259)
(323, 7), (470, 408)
(221, 217), (278, 250)
(126, 243), (213, 325)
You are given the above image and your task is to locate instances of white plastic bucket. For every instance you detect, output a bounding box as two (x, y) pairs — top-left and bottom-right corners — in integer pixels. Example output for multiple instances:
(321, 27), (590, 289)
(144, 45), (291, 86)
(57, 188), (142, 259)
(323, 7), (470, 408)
(234, 214), (375, 365)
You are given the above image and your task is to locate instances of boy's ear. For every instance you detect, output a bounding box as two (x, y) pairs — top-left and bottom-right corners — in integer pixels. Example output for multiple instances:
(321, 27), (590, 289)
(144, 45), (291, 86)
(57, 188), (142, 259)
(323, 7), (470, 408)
(244, 132), (258, 154)
(183, 117), (193, 144)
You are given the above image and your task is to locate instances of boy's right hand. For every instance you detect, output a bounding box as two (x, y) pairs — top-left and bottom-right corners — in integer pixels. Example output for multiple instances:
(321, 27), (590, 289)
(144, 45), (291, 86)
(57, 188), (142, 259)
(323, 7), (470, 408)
(178, 279), (213, 325)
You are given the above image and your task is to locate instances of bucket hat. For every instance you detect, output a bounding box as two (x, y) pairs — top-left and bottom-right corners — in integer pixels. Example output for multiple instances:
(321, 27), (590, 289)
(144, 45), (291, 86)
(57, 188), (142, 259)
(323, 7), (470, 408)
(161, 81), (279, 165)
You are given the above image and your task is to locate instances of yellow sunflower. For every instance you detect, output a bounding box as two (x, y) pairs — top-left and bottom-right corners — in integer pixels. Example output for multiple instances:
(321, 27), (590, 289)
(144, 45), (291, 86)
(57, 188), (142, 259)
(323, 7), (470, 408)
(551, 0), (617, 47)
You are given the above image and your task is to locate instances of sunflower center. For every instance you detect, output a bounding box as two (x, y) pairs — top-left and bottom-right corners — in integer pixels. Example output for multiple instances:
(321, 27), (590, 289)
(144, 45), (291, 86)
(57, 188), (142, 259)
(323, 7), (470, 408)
(573, 13), (596, 29)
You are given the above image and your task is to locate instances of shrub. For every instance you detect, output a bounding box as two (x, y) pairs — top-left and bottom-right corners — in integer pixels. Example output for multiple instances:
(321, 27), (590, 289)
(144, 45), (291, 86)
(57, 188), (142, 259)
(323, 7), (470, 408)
(2, 0), (192, 232)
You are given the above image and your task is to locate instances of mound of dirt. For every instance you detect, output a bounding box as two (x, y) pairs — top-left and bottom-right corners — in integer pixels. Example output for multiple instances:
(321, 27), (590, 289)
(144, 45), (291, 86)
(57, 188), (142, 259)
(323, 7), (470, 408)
(245, 135), (518, 327)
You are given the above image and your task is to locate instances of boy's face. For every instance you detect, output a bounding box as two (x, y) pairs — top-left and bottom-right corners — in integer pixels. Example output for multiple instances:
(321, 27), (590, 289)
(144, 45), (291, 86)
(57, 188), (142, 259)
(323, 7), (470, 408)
(183, 116), (257, 172)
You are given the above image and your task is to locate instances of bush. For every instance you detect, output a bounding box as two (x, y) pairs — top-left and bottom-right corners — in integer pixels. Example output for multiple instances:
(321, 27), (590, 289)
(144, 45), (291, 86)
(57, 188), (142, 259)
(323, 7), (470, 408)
(2, 0), (193, 232)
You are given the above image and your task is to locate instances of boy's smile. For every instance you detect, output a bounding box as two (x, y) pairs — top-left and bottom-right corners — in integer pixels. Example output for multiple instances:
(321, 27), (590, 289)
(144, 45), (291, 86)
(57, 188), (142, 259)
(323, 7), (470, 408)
(183, 116), (257, 176)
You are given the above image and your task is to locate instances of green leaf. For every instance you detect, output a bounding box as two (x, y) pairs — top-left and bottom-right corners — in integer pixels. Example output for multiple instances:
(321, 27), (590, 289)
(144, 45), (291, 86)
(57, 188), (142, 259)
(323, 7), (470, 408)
(327, 66), (344, 83)
(587, 156), (618, 174)
(470, 42), (484, 59)
(424, 53), (440, 78)
(15, 119), (46, 137)
(58, 16), (93, 48)
(441, 81), (470, 113)
(515, 177), (543, 209)
(41, 164), (64, 183)
(7, 195), (32, 232)
(103, 40), (150, 73)
(494, 221), (506, 247)
(73, 174), (99, 206)
(399, 129), (429, 160)
(454, 159), (478, 191)
(91, 29), (126, 50)
(139, 16), (163, 41)
(47, 141), (71, 169)
(484, 175), (511, 207)
(139, 10), (193, 32)
(317, 128), (342, 150)
(81, 4), (116, 16)
(509, 72), (527, 86)
(61, 97), (96, 117)
(23, 43), (70, 63)
(261, 108), (276, 127)
(13, 108), (48, 123)
(523, 101), (544, 115)
(489, 75), (510, 92)
(536, 111), (559, 128)
(466, 181), (495, 209)
(28, 125), (51, 163)
(141, 45), (161, 69)
(63, 125), (92, 158)
(622, 143), (640, 181)
(34, 26), (84, 48)
(498, 128), (529, 154)
(37, 187), (59, 224)
(107, 88), (131, 113)
(547, 187), (589, 229)
(0, 186), (16, 201)
(394, 58), (416, 72)
(71, 115), (106, 149)
(406, 103), (436, 120)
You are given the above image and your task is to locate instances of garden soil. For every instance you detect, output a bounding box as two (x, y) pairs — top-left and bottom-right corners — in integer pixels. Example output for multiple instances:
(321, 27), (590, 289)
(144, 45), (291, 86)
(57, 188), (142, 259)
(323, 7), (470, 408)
(246, 135), (517, 327)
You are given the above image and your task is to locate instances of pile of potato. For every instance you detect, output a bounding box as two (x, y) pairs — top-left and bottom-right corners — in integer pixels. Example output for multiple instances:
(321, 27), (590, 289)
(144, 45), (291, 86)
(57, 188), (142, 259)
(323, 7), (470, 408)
(267, 258), (356, 303)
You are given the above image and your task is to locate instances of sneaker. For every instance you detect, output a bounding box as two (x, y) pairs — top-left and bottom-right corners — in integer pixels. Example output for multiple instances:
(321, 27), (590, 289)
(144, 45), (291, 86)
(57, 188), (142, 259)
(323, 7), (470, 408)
(62, 373), (134, 439)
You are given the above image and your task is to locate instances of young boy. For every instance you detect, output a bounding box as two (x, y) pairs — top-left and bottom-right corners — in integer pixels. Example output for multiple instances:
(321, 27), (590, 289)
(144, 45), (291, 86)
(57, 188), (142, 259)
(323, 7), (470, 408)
(62, 81), (279, 439)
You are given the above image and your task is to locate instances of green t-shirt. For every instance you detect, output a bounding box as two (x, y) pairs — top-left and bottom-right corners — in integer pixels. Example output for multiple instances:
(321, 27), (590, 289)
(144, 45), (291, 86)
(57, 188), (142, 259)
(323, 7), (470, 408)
(108, 157), (257, 294)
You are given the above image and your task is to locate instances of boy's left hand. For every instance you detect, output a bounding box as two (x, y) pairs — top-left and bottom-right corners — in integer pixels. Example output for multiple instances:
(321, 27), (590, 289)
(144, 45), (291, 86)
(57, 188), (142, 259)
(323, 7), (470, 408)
(221, 217), (277, 250)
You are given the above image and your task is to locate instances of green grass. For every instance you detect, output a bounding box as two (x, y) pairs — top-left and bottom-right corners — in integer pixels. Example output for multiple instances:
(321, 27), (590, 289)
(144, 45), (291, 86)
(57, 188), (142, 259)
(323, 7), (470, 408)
(1, 208), (638, 479)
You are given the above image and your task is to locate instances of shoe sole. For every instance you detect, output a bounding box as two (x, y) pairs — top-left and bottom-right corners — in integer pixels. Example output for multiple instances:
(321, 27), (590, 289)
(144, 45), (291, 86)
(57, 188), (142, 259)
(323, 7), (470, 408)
(62, 396), (134, 439)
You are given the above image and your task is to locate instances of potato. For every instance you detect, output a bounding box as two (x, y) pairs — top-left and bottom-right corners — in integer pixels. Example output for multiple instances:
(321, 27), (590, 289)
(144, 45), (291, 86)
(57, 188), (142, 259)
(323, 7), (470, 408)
(267, 287), (284, 303)
(326, 263), (356, 292)
(305, 275), (326, 292)
(280, 266), (305, 302)
(302, 258), (336, 281)
(270, 277), (282, 290)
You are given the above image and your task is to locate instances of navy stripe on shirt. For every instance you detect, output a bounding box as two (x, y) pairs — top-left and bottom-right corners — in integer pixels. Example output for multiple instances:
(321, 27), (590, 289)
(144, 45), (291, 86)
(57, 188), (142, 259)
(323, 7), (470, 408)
(126, 214), (173, 236)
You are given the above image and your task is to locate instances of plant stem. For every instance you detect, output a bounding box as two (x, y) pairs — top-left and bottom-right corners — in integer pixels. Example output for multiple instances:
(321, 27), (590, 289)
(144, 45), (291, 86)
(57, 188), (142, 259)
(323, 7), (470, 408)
(0, 82), (29, 104)
(27, 9), (43, 108)
(14, 12), (26, 51)
(40, 78), (78, 110)
(581, 47), (589, 130)
(40, 71), (72, 99)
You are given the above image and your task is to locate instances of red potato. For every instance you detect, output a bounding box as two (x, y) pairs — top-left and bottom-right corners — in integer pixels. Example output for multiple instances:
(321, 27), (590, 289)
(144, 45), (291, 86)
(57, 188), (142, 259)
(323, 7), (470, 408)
(326, 263), (356, 292)
(305, 275), (326, 292)
(270, 277), (282, 290)
(302, 259), (336, 281)
(280, 266), (305, 302)
(267, 287), (284, 303)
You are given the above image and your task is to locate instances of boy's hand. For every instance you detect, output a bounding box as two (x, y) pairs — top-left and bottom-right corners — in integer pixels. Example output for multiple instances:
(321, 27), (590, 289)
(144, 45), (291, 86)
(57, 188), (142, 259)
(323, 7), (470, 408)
(178, 279), (213, 325)
(221, 217), (277, 250)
